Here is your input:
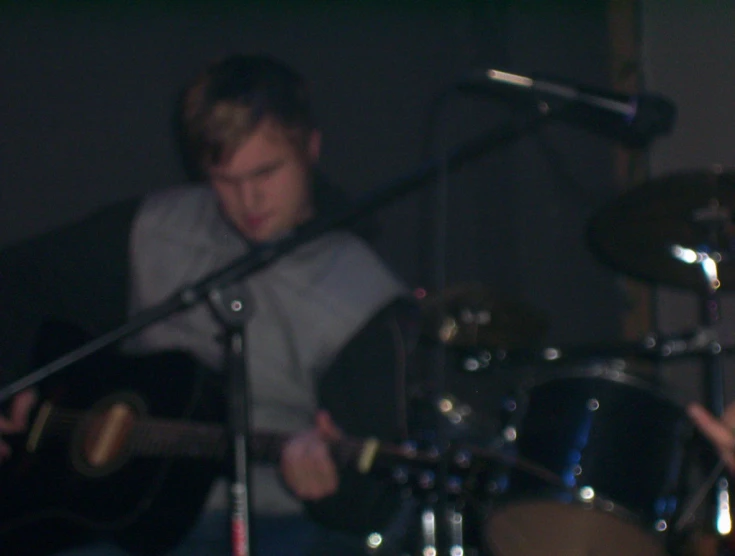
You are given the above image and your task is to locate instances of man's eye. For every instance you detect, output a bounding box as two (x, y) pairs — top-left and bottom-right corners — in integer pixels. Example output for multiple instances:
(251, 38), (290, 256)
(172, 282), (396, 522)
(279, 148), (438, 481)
(216, 176), (240, 187)
(253, 168), (276, 182)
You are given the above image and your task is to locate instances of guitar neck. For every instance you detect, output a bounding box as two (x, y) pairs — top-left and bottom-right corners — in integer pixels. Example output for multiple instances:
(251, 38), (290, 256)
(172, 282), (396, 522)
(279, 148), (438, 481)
(32, 403), (410, 473)
(130, 422), (399, 474)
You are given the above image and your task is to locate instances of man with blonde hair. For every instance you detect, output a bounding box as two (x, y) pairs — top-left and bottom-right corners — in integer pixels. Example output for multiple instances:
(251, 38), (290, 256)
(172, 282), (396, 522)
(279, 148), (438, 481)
(2, 54), (416, 556)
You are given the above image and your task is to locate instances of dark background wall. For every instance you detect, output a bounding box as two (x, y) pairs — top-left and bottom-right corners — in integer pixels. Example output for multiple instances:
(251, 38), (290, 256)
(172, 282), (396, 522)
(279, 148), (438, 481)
(0, 2), (622, 397)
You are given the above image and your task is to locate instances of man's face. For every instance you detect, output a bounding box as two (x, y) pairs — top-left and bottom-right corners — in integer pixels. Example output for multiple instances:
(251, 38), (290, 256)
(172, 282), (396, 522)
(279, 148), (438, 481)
(208, 119), (321, 243)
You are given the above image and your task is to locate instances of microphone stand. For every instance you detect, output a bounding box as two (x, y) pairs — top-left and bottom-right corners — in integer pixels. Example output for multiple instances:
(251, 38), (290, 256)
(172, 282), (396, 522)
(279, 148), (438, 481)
(207, 287), (254, 556)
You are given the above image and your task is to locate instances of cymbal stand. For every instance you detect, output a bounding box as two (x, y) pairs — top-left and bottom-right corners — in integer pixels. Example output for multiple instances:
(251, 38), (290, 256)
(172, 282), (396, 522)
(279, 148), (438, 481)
(673, 242), (732, 536)
(417, 474), (467, 556)
(365, 457), (473, 556)
(701, 275), (731, 537)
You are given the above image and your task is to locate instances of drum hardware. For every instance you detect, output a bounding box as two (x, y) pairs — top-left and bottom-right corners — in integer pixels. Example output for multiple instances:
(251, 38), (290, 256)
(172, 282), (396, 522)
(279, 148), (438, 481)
(415, 281), (549, 554)
(674, 460), (728, 535)
(459, 326), (729, 372)
(585, 167), (735, 551)
(411, 247), (735, 556)
(483, 365), (691, 556)
(417, 282), (549, 351)
(404, 364), (698, 554)
(362, 443), (475, 556)
(365, 487), (420, 555)
(413, 496), (472, 556)
(436, 394), (475, 428)
(362, 433), (569, 556)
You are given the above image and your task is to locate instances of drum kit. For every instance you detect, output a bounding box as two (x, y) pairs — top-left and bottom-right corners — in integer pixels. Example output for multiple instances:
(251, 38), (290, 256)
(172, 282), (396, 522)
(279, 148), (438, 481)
(380, 167), (735, 556)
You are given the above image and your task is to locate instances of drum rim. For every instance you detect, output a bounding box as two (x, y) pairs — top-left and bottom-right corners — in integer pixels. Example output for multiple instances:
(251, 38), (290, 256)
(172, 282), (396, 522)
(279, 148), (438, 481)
(484, 493), (671, 555)
(486, 487), (672, 533)
(520, 359), (685, 409)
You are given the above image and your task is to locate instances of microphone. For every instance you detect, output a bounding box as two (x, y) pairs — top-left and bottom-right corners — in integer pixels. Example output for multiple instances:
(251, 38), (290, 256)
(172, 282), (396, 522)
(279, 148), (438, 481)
(458, 68), (677, 148)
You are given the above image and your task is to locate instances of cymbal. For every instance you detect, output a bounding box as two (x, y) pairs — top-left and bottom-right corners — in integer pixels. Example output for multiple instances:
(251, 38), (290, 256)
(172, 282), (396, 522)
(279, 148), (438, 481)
(418, 283), (548, 349)
(587, 168), (735, 292)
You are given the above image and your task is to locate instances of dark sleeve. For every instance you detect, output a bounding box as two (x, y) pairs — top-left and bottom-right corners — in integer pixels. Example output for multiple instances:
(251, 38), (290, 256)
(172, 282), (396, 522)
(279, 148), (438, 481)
(305, 296), (420, 535)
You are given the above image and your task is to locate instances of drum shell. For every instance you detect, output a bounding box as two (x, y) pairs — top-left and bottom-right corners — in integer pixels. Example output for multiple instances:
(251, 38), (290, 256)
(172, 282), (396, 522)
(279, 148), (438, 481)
(487, 363), (691, 548)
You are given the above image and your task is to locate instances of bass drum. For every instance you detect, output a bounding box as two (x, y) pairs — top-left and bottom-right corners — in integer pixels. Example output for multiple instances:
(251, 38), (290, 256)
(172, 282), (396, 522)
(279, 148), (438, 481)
(484, 361), (691, 556)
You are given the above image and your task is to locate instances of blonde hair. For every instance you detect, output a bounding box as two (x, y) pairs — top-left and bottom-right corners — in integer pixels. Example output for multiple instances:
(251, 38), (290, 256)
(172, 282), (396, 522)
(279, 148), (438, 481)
(178, 54), (314, 178)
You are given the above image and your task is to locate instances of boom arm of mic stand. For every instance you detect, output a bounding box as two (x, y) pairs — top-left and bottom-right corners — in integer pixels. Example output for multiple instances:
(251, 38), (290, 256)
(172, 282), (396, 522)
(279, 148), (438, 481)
(0, 110), (555, 403)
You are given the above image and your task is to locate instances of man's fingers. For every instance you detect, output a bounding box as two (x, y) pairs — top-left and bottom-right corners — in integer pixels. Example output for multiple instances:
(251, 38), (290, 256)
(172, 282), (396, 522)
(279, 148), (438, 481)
(293, 442), (337, 498)
(0, 439), (11, 461)
(723, 401), (735, 424)
(280, 412), (344, 500)
(0, 416), (14, 433)
(688, 403), (735, 452)
(12, 390), (37, 427)
(281, 432), (339, 500)
(309, 442), (338, 495)
(0, 390), (37, 434)
(315, 410), (341, 442)
(296, 448), (337, 499)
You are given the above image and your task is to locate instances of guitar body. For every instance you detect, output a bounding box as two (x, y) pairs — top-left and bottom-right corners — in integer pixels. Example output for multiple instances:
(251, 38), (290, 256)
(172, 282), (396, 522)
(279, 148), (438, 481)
(0, 341), (226, 556)
(0, 307), (420, 555)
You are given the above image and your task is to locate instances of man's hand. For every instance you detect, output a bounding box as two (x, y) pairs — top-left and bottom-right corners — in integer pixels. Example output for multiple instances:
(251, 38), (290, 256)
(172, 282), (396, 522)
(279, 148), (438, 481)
(280, 410), (341, 500)
(0, 389), (37, 462)
(687, 402), (735, 472)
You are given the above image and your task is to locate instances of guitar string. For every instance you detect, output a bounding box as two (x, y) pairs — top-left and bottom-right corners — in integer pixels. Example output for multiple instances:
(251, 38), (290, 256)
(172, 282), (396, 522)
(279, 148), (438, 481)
(44, 409), (390, 465)
(37, 408), (426, 470)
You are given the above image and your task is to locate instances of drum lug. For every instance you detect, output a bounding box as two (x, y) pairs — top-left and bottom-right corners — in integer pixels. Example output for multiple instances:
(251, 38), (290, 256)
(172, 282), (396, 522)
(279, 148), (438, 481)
(502, 425), (517, 443)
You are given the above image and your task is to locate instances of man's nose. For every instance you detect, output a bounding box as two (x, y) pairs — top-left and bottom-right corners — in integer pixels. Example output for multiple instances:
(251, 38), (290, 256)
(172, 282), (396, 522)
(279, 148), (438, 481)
(239, 180), (263, 209)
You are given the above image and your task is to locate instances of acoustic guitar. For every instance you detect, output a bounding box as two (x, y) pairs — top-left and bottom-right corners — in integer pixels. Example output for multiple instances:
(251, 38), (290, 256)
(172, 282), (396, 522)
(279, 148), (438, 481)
(0, 335), (436, 556)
